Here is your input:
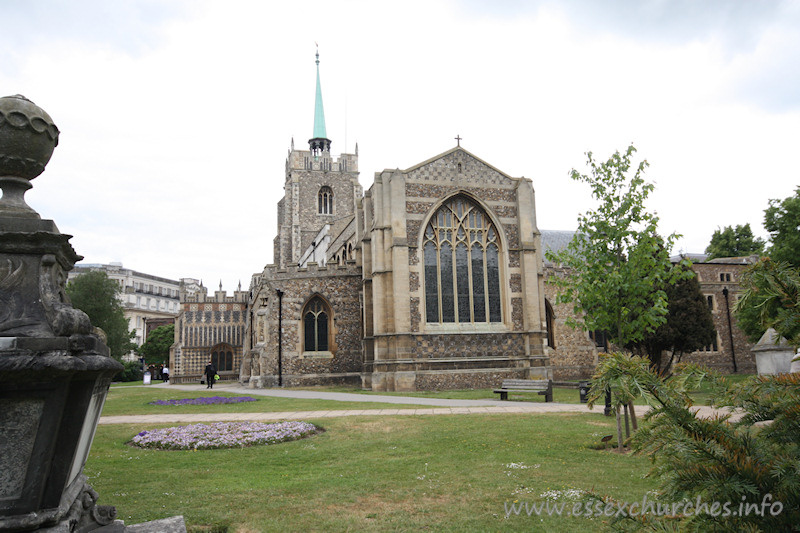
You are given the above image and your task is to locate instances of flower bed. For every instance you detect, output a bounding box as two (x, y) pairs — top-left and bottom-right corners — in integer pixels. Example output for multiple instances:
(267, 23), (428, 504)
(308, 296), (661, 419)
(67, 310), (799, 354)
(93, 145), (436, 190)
(131, 421), (319, 450)
(149, 396), (258, 406)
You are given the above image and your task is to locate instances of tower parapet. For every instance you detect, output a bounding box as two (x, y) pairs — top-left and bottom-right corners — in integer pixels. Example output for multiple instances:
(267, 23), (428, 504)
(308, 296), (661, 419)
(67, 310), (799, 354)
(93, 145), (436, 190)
(286, 148), (358, 174)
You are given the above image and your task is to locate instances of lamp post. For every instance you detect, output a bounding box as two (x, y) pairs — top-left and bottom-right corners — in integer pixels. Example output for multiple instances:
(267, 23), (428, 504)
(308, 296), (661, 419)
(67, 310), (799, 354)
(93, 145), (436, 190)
(0, 95), (122, 531)
(722, 287), (737, 373)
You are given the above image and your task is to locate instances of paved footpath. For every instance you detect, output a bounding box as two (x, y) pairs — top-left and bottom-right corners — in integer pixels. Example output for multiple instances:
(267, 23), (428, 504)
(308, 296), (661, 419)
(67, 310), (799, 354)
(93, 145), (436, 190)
(99, 382), (739, 425)
(99, 382), (599, 425)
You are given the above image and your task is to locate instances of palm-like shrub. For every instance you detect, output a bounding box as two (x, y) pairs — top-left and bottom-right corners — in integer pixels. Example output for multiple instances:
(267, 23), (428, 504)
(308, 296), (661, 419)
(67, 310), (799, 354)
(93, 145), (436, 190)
(591, 359), (799, 531)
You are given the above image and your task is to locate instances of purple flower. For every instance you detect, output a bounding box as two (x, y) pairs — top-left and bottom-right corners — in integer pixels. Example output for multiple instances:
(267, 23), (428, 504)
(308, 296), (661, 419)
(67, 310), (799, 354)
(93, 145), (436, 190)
(130, 421), (318, 450)
(149, 396), (258, 406)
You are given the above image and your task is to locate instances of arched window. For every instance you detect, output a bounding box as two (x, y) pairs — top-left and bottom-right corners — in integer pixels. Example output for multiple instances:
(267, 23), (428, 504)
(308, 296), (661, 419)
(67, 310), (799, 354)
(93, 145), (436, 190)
(303, 296), (329, 352)
(545, 299), (555, 348)
(210, 343), (234, 371)
(423, 196), (502, 323)
(318, 186), (333, 215)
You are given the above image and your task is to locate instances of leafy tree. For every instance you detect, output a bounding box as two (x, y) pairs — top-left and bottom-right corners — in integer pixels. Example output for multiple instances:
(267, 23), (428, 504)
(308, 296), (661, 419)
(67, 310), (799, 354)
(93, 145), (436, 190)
(765, 186), (800, 267)
(139, 324), (175, 365)
(704, 223), (765, 259)
(735, 257), (800, 348)
(548, 145), (689, 445)
(546, 144), (687, 347)
(628, 263), (717, 375)
(66, 270), (135, 359)
(114, 360), (144, 382)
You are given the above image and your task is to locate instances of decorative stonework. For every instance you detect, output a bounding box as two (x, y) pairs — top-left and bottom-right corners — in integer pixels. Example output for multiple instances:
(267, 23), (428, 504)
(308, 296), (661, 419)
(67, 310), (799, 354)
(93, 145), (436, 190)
(0, 95), (127, 532)
(0, 95), (60, 180)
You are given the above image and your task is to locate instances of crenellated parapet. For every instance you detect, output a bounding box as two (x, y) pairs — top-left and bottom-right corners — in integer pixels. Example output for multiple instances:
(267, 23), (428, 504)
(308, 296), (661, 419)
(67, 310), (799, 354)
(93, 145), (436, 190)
(263, 259), (360, 281)
(286, 148), (358, 174)
(181, 289), (249, 305)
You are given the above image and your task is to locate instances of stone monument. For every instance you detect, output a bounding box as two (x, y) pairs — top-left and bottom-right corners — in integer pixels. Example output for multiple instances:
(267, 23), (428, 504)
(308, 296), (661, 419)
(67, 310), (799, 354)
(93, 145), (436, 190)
(752, 328), (795, 375)
(0, 95), (184, 532)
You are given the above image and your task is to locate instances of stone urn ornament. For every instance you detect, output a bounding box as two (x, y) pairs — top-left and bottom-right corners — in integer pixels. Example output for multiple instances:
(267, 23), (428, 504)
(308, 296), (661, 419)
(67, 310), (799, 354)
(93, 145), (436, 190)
(0, 94), (191, 532)
(0, 94), (60, 218)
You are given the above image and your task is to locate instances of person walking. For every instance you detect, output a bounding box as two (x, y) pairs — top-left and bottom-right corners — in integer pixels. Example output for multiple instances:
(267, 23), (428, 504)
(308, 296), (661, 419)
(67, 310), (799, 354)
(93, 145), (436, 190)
(162, 363), (169, 383)
(204, 360), (217, 389)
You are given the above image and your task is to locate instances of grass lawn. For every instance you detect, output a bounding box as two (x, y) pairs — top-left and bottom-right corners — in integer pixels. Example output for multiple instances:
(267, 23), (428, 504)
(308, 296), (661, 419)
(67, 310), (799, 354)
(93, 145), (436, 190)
(102, 387), (432, 417)
(87, 413), (657, 532)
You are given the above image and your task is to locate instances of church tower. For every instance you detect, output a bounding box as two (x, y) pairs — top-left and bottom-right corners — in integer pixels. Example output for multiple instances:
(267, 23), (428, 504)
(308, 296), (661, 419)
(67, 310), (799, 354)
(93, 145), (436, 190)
(274, 49), (361, 268)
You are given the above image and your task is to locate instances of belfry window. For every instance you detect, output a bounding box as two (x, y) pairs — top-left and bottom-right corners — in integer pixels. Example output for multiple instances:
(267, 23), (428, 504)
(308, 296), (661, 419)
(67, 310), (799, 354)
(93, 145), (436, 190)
(423, 196), (502, 323)
(318, 186), (333, 214)
(303, 297), (329, 352)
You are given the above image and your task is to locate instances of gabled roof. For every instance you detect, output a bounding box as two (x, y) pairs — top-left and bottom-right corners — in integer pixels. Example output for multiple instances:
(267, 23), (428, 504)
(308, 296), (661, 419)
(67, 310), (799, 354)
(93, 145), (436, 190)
(400, 146), (518, 180)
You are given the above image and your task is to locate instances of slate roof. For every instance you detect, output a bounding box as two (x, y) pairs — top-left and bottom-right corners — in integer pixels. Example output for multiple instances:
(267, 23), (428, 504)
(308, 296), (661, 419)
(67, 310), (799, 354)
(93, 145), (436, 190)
(540, 229), (577, 266)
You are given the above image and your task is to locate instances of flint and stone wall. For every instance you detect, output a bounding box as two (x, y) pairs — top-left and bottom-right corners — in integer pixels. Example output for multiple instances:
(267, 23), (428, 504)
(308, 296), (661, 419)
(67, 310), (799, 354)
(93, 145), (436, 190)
(171, 289), (248, 382)
(245, 262), (363, 387)
(361, 148), (549, 391)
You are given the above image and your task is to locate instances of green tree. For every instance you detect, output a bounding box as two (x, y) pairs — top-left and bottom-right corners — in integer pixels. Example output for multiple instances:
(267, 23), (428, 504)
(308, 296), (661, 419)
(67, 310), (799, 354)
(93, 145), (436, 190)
(139, 324), (175, 365)
(66, 270), (135, 359)
(546, 145), (686, 347)
(765, 186), (800, 267)
(704, 223), (765, 259)
(735, 257), (800, 348)
(628, 263), (717, 375)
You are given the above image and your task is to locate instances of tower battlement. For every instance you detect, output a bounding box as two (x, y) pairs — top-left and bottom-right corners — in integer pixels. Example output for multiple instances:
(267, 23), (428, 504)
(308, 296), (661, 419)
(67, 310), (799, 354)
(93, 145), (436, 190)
(286, 148), (358, 173)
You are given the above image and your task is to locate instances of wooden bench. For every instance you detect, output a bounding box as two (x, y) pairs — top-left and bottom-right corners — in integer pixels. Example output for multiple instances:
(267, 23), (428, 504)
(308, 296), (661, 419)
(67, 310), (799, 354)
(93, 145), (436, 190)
(493, 379), (553, 402)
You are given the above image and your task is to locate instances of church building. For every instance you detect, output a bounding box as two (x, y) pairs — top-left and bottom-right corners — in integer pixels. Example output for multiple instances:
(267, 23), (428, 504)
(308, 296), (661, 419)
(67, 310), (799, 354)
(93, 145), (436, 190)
(233, 51), (551, 391)
(171, 52), (757, 389)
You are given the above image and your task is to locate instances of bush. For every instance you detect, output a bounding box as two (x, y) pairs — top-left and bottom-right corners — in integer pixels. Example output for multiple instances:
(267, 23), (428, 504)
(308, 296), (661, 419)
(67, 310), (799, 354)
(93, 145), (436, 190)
(595, 362), (800, 532)
(114, 361), (143, 382)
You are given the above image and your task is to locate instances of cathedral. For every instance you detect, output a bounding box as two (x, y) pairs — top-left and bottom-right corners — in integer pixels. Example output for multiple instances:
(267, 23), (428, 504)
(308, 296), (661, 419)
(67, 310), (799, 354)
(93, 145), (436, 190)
(170, 52), (759, 390)
(171, 51), (552, 391)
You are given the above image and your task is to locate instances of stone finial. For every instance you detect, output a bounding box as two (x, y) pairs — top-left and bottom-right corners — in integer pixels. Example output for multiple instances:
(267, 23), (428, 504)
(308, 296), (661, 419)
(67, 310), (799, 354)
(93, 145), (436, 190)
(0, 95), (60, 218)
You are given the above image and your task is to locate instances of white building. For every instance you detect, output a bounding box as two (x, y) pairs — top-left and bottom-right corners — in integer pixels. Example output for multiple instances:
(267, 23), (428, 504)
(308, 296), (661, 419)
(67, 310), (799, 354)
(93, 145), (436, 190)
(68, 262), (182, 347)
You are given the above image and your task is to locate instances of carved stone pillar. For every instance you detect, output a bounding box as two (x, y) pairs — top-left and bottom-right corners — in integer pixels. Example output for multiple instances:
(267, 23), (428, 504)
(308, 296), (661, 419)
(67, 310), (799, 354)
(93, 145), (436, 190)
(0, 95), (123, 532)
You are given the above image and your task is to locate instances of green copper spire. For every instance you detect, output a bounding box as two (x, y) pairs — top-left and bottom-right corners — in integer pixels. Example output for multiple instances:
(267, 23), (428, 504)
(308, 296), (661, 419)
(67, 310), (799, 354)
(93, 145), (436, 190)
(312, 48), (328, 142)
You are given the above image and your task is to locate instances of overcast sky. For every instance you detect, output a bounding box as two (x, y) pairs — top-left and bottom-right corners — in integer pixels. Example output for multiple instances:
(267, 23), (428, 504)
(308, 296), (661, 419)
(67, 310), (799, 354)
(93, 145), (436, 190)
(3, 0), (799, 291)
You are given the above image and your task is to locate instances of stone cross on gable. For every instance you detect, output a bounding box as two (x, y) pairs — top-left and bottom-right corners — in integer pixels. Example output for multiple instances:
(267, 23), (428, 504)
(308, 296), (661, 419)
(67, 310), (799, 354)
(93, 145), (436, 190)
(455, 134), (462, 147)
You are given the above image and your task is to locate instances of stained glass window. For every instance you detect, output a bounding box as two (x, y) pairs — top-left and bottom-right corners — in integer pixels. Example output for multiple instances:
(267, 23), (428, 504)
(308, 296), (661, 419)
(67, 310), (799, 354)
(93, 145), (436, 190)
(422, 196), (502, 323)
(303, 297), (329, 351)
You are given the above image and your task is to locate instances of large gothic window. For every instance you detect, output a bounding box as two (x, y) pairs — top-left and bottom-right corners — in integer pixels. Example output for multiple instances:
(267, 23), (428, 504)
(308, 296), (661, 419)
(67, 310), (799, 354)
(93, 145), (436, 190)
(210, 343), (234, 371)
(423, 196), (502, 323)
(303, 296), (329, 352)
(318, 186), (333, 215)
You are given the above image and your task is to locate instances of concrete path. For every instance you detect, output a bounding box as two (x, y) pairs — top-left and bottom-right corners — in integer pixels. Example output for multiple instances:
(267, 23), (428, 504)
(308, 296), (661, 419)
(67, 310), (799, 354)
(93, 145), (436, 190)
(140, 382), (531, 407)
